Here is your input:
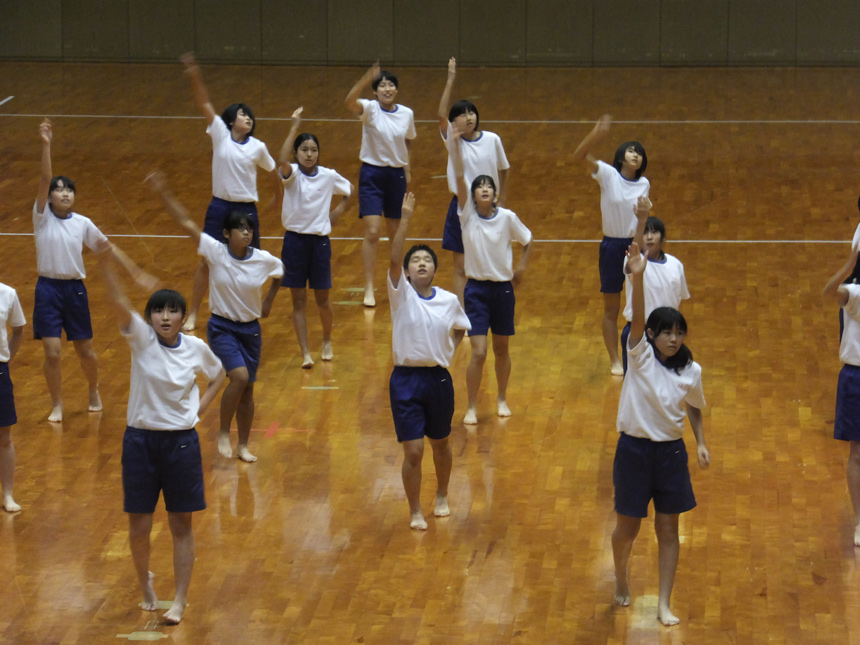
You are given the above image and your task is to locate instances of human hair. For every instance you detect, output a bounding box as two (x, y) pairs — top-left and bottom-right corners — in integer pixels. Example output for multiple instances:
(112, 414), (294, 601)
(471, 175), (497, 200)
(644, 216), (666, 259)
(223, 210), (254, 234)
(403, 244), (438, 271)
(612, 141), (648, 179)
(50, 176), (76, 194)
(221, 103), (256, 137)
(448, 99), (480, 130)
(293, 132), (320, 154)
(372, 70), (398, 91)
(645, 307), (692, 374)
(845, 253), (860, 284)
(144, 289), (187, 320)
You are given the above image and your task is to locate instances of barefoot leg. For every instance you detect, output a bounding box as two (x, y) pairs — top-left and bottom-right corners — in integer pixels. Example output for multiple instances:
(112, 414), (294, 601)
(451, 251), (466, 307)
(465, 335), (487, 424)
(655, 512), (681, 625)
(128, 513), (158, 611)
(602, 292), (623, 375)
(315, 289), (333, 361)
(73, 338), (101, 411)
(429, 436), (452, 517)
(492, 334), (512, 416)
(402, 439), (427, 530)
(235, 384), (257, 463)
(218, 367), (250, 458)
(41, 337), (63, 421)
(362, 215), (382, 307)
(163, 511), (194, 624)
(290, 288), (314, 368)
(0, 428), (20, 512)
(612, 513), (641, 607)
(847, 442), (860, 546)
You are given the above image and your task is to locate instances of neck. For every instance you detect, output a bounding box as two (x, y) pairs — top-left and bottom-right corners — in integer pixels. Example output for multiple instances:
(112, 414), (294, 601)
(620, 167), (637, 180)
(228, 243), (250, 259)
(413, 282), (433, 298)
(476, 203), (495, 218)
(158, 333), (179, 347)
(231, 132), (249, 143)
(299, 164), (317, 176)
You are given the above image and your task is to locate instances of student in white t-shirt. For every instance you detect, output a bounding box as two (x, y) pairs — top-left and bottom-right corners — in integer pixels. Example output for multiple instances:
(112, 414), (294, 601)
(450, 122), (532, 425)
(824, 243), (860, 547)
(387, 192), (471, 530)
(573, 115), (650, 376)
(277, 107), (355, 368)
(33, 120), (156, 423)
(181, 53), (276, 331)
(0, 282), (25, 513)
(345, 62), (417, 308)
(612, 242), (709, 627)
(149, 172), (283, 464)
(97, 248), (224, 626)
(437, 57), (511, 304)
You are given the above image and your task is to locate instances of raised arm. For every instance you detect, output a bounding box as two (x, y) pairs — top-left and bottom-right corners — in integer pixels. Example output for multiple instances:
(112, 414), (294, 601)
(626, 241), (648, 347)
(345, 61), (380, 116)
(388, 192), (415, 288)
(330, 182), (356, 225)
(97, 246), (134, 331)
(686, 403), (709, 468)
(571, 114), (611, 173)
(449, 122), (469, 208)
(278, 107), (303, 177)
(631, 195), (653, 252)
(146, 171), (202, 244)
(824, 244), (860, 306)
(180, 52), (217, 125)
(438, 57), (457, 136)
(36, 119), (53, 212)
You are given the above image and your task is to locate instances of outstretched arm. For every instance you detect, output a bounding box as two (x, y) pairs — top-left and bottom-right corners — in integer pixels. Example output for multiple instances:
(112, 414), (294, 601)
(106, 243), (159, 292)
(571, 114), (610, 173)
(180, 52), (217, 125)
(97, 246), (134, 331)
(278, 107), (303, 178)
(146, 171), (202, 244)
(824, 244), (860, 307)
(449, 122), (469, 208)
(438, 57), (456, 136)
(686, 403), (709, 468)
(388, 192), (416, 288)
(626, 241), (649, 347)
(36, 119), (53, 212)
(631, 195), (653, 253)
(345, 61), (380, 116)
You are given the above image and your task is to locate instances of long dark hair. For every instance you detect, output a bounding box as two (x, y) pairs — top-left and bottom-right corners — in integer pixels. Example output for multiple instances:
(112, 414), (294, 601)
(645, 307), (692, 374)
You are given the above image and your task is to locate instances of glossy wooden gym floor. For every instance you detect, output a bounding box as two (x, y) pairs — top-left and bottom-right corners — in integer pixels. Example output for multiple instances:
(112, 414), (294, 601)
(2, 62), (860, 644)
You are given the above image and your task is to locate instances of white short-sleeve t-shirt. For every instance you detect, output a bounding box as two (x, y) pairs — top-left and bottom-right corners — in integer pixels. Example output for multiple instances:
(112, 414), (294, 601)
(622, 253), (690, 321)
(33, 201), (108, 279)
(358, 99), (416, 168)
(458, 201), (532, 282)
(593, 160), (651, 239)
(122, 313), (223, 431)
(208, 116), (276, 202)
(280, 164), (352, 236)
(198, 235), (284, 322)
(444, 130), (510, 195)
(617, 335), (706, 442)
(841, 284), (860, 366)
(0, 283), (25, 363)
(388, 269), (471, 368)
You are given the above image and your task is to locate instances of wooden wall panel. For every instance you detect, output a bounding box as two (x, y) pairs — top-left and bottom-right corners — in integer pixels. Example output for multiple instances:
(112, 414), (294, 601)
(526, 0), (593, 65)
(193, 0), (261, 62)
(394, 0), (459, 65)
(128, 0), (194, 61)
(727, 0), (796, 64)
(459, 0), (527, 65)
(62, 0), (128, 60)
(327, 0), (393, 64)
(660, 0), (728, 65)
(593, 0), (661, 65)
(261, 0), (328, 63)
(0, 0), (63, 59)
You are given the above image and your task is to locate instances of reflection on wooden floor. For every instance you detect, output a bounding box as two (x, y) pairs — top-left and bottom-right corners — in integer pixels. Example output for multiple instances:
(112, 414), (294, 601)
(2, 62), (860, 643)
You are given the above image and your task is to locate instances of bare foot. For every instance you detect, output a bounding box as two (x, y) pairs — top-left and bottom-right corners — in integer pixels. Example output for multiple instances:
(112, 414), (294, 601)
(410, 512), (428, 531)
(182, 313), (196, 332)
(363, 290), (376, 307)
(610, 362), (624, 376)
(140, 571), (158, 611)
(463, 409), (477, 425)
(89, 389), (103, 412)
(302, 353), (314, 369)
(854, 525), (860, 547)
(497, 400), (512, 417)
(217, 431), (233, 458)
(658, 606), (680, 626)
(163, 600), (185, 625)
(237, 445), (257, 463)
(433, 494), (450, 517)
(48, 405), (63, 423)
(2, 497), (21, 513)
(613, 579), (631, 607)
(321, 341), (333, 362)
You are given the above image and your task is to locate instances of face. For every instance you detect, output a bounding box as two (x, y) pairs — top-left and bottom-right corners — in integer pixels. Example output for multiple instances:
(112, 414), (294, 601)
(150, 305), (184, 344)
(224, 222), (253, 248)
(648, 326), (686, 359)
(231, 109), (254, 137)
(453, 110), (477, 135)
(295, 140), (319, 170)
(374, 80), (398, 107)
(643, 228), (664, 255)
(472, 180), (496, 207)
(406, 250), (436, 286)
(49, 180), (75, 212)
(623, 146), (642, 171)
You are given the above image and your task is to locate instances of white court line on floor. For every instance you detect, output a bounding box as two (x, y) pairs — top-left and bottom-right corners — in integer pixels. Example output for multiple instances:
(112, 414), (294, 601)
(0, 96), (13, 107)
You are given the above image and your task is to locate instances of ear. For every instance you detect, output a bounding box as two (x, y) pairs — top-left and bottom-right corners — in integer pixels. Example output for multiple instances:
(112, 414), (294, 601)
(646, 328), (655, 340)
(223, 228), (230, 240)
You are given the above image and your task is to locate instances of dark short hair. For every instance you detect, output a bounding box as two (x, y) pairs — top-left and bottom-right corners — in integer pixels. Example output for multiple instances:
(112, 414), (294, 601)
(403, 244), (438, 271)
(612, 141), (648, 179)
(471, 175), (497, 199)
(645, 307), (692, 373)
(644, 216), (665, 239)
(223, 210), (254, 236)
(293, 132), (320, 154)
(221, 103), (256, 137)
(448, 99), (480, 130)
(372, 70), (398, 91)
(144, 289), (187, 320)
(50, 176), (76, 194)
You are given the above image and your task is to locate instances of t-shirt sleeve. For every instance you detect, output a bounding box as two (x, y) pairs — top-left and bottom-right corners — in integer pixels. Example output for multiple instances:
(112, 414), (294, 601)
(457, 199), (473, 226)
(406, 110), (417, 140)
(495, 135), (510, 171)
(627, 333), (651, 365)
(332, 171), (352, 197)
(358, 98), (375, 125)
(267, 254), (285, 279)
(82, 219), (109, 251)
(32, 200), (46, 229)
(257, 142), (276, 172)
(207, 116), (229, 144)
(122, 312), (152, 354)
(845, 286), (860, 320)
(8, 291), (25, 327)
(197, 233), (222, 263)
(198, 341), (224, 381)
(451, 299), (471, 331)
(684, 365), (706, 409)
(387, 268), (408, 315)
(678, 262), (691, 301)
(508, 212), (532, 246)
